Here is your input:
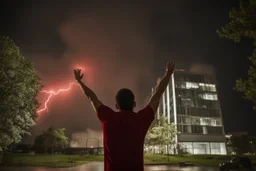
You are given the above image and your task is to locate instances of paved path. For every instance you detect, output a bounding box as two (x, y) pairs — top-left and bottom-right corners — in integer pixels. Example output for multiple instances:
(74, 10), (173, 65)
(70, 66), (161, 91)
(1, 162), (219, 171)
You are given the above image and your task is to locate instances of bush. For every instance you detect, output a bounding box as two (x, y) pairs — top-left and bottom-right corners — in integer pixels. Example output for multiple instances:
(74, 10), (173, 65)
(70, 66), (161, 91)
(177, 144), (189, 155)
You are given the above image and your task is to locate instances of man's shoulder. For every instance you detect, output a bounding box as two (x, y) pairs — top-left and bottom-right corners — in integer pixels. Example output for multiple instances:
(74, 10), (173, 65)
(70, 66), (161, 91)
(137, 105), (154, 114)
(136, 105), (155, 123)
(97, 105), (116, 121)
(98, 105), (115, 112)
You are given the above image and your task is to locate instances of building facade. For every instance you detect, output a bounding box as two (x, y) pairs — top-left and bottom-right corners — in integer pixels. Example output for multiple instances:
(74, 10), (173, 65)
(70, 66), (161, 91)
(155, 70), (227, 155)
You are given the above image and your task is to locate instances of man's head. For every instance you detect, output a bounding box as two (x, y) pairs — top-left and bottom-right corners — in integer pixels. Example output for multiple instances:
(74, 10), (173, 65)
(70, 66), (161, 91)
(115, 88), (136, 111)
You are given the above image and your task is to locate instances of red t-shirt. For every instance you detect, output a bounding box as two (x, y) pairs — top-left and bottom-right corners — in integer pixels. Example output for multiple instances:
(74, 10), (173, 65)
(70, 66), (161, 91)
(97, 105), (154, 171)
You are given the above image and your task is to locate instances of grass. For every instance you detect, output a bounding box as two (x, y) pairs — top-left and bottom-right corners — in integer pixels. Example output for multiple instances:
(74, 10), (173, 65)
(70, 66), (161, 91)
(144, 154), (230, 166)
(144, 154), (256, 166)
(2, 153), (256, 168)
(2, 154), (103, 168)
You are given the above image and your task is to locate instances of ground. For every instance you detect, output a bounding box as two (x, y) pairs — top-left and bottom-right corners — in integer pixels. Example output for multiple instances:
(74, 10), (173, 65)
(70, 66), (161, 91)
(2, 154), (256, 168)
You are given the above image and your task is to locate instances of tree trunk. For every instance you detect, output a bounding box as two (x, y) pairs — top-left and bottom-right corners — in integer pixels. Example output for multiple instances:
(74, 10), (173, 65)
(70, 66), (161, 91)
(1, 149), (9, 166)
(0, 150), (3, 165)
(167, 144), (169, 162)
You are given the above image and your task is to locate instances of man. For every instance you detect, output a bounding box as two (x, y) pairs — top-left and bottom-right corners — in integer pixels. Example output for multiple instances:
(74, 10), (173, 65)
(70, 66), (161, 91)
(74, 61), (175, 171)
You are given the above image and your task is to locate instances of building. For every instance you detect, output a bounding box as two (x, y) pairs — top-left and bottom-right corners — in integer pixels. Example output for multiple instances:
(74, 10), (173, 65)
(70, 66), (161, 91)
(154, 70), (227, 155)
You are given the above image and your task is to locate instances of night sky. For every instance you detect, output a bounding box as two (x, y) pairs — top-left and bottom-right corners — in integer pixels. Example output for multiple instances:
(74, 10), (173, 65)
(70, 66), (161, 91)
(1, 0), (256, 144)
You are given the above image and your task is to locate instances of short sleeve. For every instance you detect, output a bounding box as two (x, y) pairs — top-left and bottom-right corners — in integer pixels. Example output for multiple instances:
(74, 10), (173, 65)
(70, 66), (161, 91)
(138, 105), (155, 124)
(97, 105), (115, 122)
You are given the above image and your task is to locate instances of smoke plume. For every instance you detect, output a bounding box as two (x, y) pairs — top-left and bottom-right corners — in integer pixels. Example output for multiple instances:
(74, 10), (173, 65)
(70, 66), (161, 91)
(70, 129), (103, 148)
(189, 63), (216, 76)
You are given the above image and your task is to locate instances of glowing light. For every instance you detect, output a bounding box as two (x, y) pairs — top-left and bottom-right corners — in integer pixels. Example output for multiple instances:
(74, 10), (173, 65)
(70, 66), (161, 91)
(37, 82), (79, 114)
(74, 65), (86, 71)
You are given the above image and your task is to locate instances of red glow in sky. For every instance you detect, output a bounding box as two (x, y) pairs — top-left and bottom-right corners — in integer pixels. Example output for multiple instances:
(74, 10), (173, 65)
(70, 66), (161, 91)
(73, 64), (86, 71)
(37, 82), (79, 114)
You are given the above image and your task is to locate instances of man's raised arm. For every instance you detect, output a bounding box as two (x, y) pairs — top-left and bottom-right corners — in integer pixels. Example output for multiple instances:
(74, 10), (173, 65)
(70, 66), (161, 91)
(148, 62), (175, 113)
(74, 69), (102, 112)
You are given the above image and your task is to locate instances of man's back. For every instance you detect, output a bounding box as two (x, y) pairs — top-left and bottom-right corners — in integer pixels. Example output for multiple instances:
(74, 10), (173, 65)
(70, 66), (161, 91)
(74, 62), (175, 171)
(97, 105), (154, 171)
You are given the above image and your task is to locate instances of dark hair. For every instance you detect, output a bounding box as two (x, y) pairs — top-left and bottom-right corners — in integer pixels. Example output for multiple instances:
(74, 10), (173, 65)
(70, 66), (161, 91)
(116, 88), (135, 110)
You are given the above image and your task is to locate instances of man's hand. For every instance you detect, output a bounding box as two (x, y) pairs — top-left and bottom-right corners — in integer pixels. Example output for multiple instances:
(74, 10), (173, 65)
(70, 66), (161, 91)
(166, 61), (175, 75)
(73, 68), (103, 112)
(148, 61), (175, 114)
(74, 69), (84, 83)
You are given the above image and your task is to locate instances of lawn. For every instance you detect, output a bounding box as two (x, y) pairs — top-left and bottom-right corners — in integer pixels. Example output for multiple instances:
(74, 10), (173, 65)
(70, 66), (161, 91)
(2, 154), (104, 168)
(144, 154), (232, 166)
(2, 153), (256, 168)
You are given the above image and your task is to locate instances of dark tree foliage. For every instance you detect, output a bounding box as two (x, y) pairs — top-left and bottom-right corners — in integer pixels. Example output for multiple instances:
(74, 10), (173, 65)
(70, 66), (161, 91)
(217, 0), (256, 109)
(34, 127), (69, 154)
(228, 135), (252, 154)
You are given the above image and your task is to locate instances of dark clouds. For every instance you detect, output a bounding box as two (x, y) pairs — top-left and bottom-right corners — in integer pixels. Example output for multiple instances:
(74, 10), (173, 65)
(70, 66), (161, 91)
(21, 2), (157, 142)
(58, 3), (155, 106)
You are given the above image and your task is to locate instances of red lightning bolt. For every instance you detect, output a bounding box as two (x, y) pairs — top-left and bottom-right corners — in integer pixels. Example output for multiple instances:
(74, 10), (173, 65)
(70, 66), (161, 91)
(37, 82), (79, 114)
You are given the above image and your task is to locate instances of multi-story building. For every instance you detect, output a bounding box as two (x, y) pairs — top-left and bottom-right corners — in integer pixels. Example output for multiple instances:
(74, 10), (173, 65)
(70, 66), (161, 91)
(154, 70), (227, 155)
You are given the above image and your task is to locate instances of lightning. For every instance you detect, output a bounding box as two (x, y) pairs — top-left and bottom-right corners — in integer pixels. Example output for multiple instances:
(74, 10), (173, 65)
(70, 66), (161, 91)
(37, 82), (80, 114)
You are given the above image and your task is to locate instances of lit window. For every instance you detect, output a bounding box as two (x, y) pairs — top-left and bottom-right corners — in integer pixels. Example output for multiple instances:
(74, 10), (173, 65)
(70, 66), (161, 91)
(193, 142), (211, 154)
(210, 142), (226, 155)
(203, 126), (208, 134)
(186, 82), (199, 89)
(199, 117), (222, 127)
(205, 94), (218, 100)
(200, 118), (209, 126)
(176, 83), (186, 89)
(181, 98), (194, 106)
(210, 118), (222, 126)
(199, 83), (217, 92)
(179, 142), (193, 154)
(185, 117), (191, 124)
(191, 118), (200, 125)
(186, 125), (192, 133)
(216, 119), (222, 126)
(199, 93), (218, 100)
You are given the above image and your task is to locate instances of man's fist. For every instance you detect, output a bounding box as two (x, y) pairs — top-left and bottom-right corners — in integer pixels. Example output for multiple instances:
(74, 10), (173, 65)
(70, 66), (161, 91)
(74, 69), (84, 82)
(166, 62), (175, 75)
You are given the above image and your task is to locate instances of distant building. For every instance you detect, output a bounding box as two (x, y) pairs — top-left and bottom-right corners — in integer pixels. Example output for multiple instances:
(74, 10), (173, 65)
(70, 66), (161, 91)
(153, 70), (227, 155)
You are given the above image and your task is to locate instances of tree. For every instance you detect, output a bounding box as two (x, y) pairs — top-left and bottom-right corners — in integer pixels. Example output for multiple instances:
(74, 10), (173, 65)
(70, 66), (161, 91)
(34, 133), (48, 153)
(229, 135), (252, 155)
(34, 127), (69, 154)
(249, 136), (256, 154)
(217, 0), (256, 109)
(176, 143), (189, 155)
(0, 37), (41, 151)
(226, 137), (235, 155)
(145, 116), (180, 158)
